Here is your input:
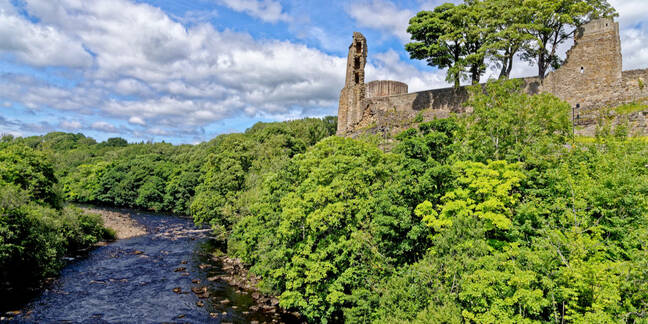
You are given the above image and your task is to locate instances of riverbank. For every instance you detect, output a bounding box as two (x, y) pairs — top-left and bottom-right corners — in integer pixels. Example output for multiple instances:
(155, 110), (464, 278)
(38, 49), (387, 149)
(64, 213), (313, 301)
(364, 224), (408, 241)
(81, 207), (147, 240)
(209, 252), (303, 320)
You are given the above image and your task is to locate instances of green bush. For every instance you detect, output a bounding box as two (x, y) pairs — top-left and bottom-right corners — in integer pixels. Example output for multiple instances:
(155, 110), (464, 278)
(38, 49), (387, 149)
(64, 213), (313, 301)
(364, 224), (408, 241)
(0, 144), (61, 207)
(0, 144), (111, 294)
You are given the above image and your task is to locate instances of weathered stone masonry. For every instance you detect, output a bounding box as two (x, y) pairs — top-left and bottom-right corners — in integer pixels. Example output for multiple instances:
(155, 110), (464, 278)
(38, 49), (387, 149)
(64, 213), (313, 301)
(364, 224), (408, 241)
(338, 32), (367, 135)
(337, 18), (648, 137)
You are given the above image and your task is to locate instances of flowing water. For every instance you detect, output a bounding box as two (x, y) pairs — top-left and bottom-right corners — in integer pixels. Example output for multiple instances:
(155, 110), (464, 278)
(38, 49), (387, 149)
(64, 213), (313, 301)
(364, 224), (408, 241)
(6, 210), (295, 323)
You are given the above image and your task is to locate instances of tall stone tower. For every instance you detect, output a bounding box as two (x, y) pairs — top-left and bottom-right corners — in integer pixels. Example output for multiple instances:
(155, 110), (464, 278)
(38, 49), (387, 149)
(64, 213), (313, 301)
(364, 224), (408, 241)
(337, 32), (367, 135)
(542, 18), (623, 111)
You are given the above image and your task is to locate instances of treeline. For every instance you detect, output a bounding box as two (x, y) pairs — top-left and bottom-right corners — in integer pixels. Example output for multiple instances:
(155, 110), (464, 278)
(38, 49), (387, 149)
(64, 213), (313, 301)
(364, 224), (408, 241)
(406, 0), (617, 86)
(5, 80), (648, 322)
(0, 141), (113, 308)
(4, 117), (337, 228)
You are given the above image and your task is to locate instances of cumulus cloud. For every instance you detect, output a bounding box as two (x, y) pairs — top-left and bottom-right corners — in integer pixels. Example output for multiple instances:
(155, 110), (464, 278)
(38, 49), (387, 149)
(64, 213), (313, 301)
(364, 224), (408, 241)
(219, 0), (290, 23)
(172, 10), (219, 25)
(128, 116), (146, 126)
(0, 6), (92, 67)
(347, 0), (414, 42)
(0, 74), (104, 113)
(610, 0), (648, 28)
(59, 120), (82, 130)
(91, 121), (118, 133)
(609, 0), (648, 71)
(0, 0), (345, 139)
(621, 28), (648, 71)
(0, 115), (18, 127)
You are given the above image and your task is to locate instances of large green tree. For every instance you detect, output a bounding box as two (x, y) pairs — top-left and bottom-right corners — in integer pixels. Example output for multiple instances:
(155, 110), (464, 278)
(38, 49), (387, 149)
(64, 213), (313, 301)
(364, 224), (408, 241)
(481, 0), (533, 79)
(406, 2), (488, 87)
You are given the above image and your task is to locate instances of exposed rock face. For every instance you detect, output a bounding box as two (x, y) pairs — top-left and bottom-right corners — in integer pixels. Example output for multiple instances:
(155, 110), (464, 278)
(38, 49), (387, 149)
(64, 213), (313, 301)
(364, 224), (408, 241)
(337, 18), (648, 138)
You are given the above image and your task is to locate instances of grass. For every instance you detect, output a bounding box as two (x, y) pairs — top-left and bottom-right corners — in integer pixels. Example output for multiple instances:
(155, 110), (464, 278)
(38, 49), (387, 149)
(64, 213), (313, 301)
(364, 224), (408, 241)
(614, 98), (648, 115)
(575, 136), (648, 144)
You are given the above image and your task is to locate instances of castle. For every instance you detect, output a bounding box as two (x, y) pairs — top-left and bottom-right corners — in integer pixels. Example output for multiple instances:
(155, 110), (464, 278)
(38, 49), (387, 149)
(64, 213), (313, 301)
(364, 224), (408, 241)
(337, 18), (648, 137)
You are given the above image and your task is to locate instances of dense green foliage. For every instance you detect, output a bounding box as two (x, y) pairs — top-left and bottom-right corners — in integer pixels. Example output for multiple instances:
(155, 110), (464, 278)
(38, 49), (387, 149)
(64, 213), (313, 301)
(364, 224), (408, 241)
(406, 0), (617, 83)
(5, 80), (648, 322)
(4, 117), (336, 222)
(224, 80), (648, 322)
(0, 142), (112, 300)
(228, 134), (453, 321)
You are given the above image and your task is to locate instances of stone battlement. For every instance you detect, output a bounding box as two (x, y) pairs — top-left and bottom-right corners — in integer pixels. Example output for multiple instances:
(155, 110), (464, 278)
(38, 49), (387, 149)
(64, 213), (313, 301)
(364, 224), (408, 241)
(337, 18), (648, 137)
(366, 80), (408, 98)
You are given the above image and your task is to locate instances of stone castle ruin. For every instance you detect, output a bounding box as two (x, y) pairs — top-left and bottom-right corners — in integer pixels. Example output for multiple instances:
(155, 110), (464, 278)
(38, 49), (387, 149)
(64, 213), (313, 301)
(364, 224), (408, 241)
(337, 18), (648, 137)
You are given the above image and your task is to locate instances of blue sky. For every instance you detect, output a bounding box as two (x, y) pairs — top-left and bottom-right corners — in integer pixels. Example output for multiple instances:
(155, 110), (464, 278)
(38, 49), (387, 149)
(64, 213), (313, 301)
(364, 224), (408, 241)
(1, 0), (647, 144)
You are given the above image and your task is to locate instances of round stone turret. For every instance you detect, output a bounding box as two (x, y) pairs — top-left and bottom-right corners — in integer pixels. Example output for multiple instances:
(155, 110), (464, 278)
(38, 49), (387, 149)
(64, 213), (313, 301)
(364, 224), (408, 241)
(366, 80), (408, 98)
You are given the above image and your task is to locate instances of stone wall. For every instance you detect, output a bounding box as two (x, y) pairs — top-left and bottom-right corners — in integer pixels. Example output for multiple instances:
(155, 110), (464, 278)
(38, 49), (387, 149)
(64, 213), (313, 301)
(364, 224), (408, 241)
(622, 69), (648, 103)
(351, 87), (469, 135)
(337, 18), (648, 137)
(366, 80), (408, 98)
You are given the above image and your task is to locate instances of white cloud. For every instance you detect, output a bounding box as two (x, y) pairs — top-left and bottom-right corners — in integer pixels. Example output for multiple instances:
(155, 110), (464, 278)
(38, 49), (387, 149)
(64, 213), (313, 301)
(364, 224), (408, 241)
(59, 120), (82, 130)
(172, 10), (219, 25)
(128, 116), (146, 126)
(348, 0), (414, 42)
(0, 0), (345, 137)
(621, 28), (648, 71)
(0, 74), (104, 113)
(610, 0), (648, 28)
(0, 7), (92, 67)
(91, 121), (118, 133)
(219, 0), (290, 23)
(610, 0), (648, 71)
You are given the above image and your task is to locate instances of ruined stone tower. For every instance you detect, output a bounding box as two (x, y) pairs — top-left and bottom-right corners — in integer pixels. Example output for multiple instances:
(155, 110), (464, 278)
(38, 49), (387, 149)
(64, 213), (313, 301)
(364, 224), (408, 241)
(542, 18), (623, 113)
(337, 32), (367, 135)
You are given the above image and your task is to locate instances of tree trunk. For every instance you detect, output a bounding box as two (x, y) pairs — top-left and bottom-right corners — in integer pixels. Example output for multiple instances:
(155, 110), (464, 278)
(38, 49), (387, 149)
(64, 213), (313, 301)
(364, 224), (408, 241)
(499, 48), (513, 79)
(506, 57), (513, 78)
(471, 65), (480, 85)
(499, 55), (514, 79)
(499, 60), (509, 79)
(538, 52), (547, 79)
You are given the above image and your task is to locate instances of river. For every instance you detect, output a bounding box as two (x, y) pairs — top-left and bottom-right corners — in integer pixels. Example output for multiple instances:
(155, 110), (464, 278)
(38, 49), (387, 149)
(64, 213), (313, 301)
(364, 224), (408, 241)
(6, 209), (297, 323)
